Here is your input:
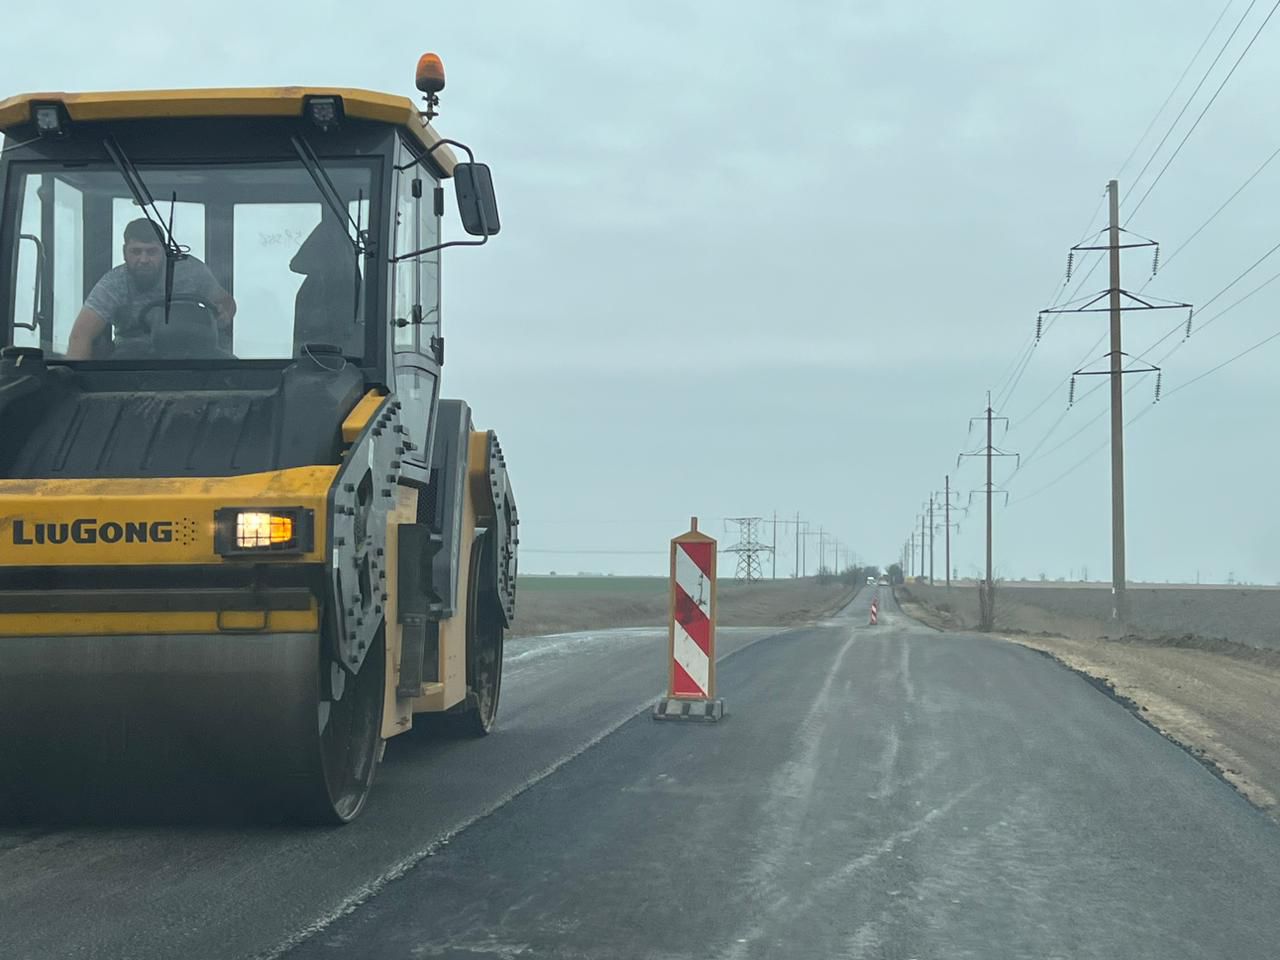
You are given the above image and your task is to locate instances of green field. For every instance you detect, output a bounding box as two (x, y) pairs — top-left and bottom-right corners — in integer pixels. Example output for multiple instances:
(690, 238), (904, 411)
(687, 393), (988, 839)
(516, 575), (666, 596)
(517, 575), (777, 596)
(509, 575), (856, 638)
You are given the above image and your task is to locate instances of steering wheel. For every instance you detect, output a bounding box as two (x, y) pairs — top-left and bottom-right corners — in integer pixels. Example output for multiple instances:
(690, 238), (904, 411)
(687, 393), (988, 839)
(135, 294), (220, 333)
(134, 295), (231, 358)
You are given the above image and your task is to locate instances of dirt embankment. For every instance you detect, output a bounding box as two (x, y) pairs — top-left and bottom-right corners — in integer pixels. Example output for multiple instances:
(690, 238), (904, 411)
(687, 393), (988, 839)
(909, 581), (1280, 652)
(509, 577), (858, 639)
(898, 583), (1280, 820)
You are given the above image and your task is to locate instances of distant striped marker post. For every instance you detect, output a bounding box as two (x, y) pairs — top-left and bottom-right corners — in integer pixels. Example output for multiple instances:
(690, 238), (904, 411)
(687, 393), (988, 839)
(869, 593), (879, 626)
(653, 517), (724, 722)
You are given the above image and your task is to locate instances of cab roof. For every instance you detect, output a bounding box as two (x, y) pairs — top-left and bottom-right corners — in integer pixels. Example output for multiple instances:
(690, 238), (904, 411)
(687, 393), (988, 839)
(0, 86), (457, 174)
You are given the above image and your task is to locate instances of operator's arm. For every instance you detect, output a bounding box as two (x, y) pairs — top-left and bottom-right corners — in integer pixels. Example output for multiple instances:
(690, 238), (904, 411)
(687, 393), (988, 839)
(212, 288), (237, 329)
(69, 268), (125, 359)
(192, 259), (236, 329)
(65, 307), (108, 360)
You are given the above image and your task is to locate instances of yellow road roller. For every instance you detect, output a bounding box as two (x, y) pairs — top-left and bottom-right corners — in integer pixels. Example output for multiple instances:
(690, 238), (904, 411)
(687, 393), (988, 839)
(0, 55), (518, 823)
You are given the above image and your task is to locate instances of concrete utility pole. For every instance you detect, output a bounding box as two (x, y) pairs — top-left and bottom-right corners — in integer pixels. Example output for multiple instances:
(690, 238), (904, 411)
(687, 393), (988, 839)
(1106, 179), (1128, 622)
(959, 394), (1016, 630)
(928, 496), (935, 585)
(945, 475), (953, 590)
(935, 477), (960, 591)
(771, 511), (777, 580)
(771, 514), (808, 579)
(1038, 179), (1190, 622)
(800, 526), (823, 578)
(796, 513), (802, 578)
(908, 532), (915, 577)
(985, 406), (993, 590)
(920, 513), (926, 581)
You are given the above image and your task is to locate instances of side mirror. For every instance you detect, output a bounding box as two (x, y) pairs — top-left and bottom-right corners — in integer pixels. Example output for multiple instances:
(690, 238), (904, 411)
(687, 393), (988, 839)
(453, 162), (500, 237)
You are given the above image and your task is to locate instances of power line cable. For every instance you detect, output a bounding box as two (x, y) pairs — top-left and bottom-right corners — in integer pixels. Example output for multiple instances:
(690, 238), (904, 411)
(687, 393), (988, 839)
(1115, 0), (1237, 182)
(988, 190), (1110, 410)
(1127, 0), (1280, 220)
(1124, 0), (1259, 205)
(1147, 144), (1280, 276)
(1160, 327), (1280, 397)
(1009, 325), (1280, 506)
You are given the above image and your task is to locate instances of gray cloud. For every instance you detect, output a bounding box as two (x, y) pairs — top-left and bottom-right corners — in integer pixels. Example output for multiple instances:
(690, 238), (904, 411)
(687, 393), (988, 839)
(3, 1), (1276, 581)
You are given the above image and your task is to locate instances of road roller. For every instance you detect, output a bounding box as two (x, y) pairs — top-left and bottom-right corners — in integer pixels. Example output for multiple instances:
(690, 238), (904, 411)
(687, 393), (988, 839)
(0, 56), (518, 823)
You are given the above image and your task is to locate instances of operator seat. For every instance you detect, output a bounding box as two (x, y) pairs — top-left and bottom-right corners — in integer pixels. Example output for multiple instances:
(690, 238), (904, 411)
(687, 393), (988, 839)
(290, 217), (362, 357)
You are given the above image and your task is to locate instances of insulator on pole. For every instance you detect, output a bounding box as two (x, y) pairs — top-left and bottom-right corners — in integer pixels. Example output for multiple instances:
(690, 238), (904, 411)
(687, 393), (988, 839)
(1151, 244), (1160, 276)
(1065, 250), (1074, 282)
(1184, 311), (1193, 340)
(1035, 313), (1043, 341)
(1068, 375), (1076, 406)
(1154, 370), (1163, 402)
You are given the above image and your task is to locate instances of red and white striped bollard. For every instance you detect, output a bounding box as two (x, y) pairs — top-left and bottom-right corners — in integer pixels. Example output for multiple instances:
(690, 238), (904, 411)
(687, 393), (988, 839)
(654, 517), (724, 721)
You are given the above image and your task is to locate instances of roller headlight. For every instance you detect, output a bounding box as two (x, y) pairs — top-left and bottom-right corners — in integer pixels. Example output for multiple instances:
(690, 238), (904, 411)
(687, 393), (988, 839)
(214, 507), (314, 556)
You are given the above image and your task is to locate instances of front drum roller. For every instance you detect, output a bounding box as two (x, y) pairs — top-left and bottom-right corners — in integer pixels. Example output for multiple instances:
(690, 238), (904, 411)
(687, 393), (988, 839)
(299, 618), (385, 823)
(0, 617), (385, 825)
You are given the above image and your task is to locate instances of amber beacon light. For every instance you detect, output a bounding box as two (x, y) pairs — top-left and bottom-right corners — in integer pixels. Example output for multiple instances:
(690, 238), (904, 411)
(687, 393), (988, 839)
(416, 53), (446, 94)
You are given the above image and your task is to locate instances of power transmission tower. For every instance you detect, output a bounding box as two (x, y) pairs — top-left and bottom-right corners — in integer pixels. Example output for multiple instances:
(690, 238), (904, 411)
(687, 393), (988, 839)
(1038, 179), (1191, 621)
(959, 394), (1018, 630)
(723, 517), (773, 583)
(935, 477), (962, 590)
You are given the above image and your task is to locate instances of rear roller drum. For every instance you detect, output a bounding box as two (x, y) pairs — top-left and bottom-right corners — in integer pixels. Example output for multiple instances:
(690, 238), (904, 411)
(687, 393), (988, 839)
(436, 533), (505, 737)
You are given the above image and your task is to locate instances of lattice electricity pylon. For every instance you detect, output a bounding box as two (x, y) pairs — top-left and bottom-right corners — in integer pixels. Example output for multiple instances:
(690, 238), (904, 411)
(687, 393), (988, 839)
(723, 517), (773, 583)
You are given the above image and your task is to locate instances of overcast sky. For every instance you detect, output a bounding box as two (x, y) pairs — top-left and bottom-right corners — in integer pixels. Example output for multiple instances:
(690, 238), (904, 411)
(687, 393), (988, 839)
(5, 1), (1279, 583)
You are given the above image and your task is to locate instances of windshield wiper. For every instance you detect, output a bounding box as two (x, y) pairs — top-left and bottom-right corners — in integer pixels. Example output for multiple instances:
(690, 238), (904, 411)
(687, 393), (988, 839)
(290, 134), (371, 324)
(290, 135), (370, 255)
(102, 136), (188, 328)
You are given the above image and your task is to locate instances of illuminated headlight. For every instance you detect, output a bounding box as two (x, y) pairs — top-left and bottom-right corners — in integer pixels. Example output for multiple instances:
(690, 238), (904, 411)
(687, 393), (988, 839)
(304, 95), (344, 131)
(214, 507), (314, 557)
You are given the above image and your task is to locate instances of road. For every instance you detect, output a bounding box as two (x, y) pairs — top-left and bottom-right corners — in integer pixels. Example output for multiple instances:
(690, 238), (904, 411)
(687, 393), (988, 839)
(5, 591), (1280, 958)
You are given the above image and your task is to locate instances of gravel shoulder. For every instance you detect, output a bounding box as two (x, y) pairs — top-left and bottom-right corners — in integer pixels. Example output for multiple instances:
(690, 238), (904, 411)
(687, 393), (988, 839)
(896, 585), (1280, 819)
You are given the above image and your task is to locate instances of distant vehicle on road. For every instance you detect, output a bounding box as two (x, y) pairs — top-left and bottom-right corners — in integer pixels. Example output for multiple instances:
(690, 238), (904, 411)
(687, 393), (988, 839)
(866, 576), (876, 585)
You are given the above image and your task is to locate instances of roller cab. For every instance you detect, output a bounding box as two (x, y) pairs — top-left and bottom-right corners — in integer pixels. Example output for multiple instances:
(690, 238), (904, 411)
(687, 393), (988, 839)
(0, 69), (517, 823)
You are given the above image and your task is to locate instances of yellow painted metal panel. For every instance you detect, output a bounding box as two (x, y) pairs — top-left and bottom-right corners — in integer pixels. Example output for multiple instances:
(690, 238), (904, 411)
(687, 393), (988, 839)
(0, 466), (336, 566)
(381, 485), (418, 739)
(342, 390), (387, 445)
(0, 87), (458, 173)
(412, 469), (475, 715)
(0, 607), (318, 637)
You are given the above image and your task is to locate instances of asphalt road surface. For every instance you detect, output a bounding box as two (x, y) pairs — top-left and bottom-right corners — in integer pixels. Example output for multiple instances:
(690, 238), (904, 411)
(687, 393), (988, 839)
(6, 592), (1280, 959)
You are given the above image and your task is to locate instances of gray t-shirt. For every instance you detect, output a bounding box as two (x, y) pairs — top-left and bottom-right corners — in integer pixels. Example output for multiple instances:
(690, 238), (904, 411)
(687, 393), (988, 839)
(84, 257), (223, 341)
